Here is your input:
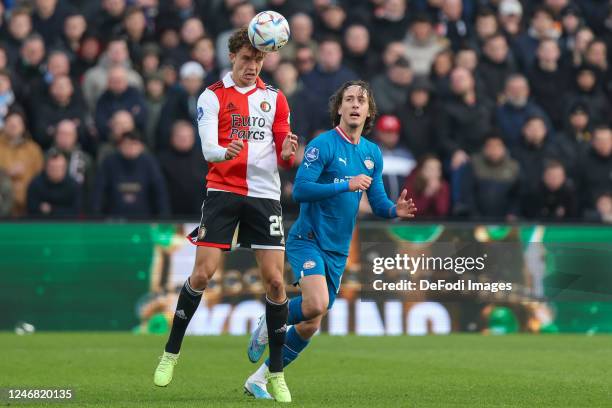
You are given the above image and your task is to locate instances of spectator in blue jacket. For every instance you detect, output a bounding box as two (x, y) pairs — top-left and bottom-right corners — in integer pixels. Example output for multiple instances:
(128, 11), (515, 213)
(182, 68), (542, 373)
(92, 131), (169, 217)
(95, 65), (147, 142)
(455, 134), (520, 219)
(301, 37), (357, 133)
(496, 74), (551, 148)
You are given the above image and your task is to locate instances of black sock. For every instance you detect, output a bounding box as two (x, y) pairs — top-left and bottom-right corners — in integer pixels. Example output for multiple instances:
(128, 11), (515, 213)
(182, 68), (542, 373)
(266, 296), (288, 373)
(164, 279), (203, 354)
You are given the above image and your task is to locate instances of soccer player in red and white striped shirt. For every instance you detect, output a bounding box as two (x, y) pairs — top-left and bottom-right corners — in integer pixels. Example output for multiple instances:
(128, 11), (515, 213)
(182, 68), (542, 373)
(154, 27), (298, 402)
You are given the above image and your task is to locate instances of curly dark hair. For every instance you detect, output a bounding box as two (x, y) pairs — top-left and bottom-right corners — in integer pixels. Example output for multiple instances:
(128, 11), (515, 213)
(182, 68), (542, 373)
(228, 26), (260, 55)
(328, 80), (378, 134)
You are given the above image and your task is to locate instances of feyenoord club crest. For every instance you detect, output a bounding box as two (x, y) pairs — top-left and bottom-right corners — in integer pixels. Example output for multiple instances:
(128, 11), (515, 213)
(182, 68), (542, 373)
(260, 101), (271, 112)
(198, 226), (207, 240)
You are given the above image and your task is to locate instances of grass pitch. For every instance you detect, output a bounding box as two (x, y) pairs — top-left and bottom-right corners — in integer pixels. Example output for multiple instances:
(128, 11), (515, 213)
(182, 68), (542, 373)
(0, 333), (610, 407)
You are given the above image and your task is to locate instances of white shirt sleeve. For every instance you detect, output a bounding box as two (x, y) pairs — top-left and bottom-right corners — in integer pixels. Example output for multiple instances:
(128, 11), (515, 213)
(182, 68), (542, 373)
(197, 89), (227, 162)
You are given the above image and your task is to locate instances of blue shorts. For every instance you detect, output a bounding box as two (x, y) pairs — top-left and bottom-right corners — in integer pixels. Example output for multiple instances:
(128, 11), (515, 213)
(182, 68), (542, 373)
(286, 234), (348, 309)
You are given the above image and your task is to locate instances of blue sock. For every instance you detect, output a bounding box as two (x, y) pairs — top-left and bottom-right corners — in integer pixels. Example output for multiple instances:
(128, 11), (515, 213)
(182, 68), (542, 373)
(265, 326), (310, 368)
(287, 296), (305, 325)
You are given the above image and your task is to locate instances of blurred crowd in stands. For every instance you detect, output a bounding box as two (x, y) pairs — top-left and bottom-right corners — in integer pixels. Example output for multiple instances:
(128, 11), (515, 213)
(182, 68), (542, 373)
(0, 0), (612, 223)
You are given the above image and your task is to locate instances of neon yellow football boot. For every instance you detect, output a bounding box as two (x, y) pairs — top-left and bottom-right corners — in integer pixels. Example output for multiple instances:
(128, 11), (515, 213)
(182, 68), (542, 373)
(154, 351), (179, 387)
(266, 371), (291, 402)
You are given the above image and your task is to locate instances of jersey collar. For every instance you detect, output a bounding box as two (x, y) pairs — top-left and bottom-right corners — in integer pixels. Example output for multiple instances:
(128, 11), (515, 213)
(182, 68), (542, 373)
(335, 126), (359, 145)
(222, 72), (266, 89)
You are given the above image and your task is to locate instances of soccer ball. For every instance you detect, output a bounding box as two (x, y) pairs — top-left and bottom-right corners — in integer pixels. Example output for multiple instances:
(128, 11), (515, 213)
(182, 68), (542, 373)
(248, 11), (290, 53)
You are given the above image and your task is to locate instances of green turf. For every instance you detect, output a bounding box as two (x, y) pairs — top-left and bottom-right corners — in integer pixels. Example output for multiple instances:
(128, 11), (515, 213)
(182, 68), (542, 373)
(0, 333), (610, 407)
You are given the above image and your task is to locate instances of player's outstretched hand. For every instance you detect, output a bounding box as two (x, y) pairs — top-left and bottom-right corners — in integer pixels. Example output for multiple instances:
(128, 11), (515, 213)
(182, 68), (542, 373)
(281, 133), (298, 160)
(349, 174), (372, 192)
(396, 189), (417, 218)
(225, 139), (244, 160)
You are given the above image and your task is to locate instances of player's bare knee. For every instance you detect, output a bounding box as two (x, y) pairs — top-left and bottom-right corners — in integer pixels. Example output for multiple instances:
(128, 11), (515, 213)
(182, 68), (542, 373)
(302, 299), (328, 318)
(190, 265), (211, 289)
(264, 276), (285, 300)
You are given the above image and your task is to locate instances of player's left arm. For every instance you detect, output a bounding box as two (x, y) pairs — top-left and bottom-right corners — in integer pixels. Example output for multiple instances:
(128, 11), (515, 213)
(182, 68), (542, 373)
(367, 147), (417, 219)
(272, 91), (297, 169)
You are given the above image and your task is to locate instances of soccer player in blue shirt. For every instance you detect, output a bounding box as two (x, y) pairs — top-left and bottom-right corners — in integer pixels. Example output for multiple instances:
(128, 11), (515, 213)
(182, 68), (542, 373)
(243, 80), (417, 400)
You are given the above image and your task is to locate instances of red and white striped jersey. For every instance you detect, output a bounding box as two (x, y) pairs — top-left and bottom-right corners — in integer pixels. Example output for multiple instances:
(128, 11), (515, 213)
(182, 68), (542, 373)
(197, 72), (292, 200)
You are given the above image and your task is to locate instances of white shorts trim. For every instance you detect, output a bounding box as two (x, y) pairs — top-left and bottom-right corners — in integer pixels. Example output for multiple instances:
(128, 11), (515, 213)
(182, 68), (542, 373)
(251, 244), (285, 250)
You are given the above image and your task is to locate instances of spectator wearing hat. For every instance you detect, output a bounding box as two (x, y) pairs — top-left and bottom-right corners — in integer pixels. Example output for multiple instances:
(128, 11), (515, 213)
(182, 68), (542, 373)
(498, 0), (523, 38)
(93, 130), (170, 217)
(82, 37), (144, 111)
(577, 125), (612, 213)
(477, 32), (517, 103)
(395, 78), (438, 159)
(156, 61), (205, 150)
(496, 74), (551, 148)
(559, 102), (592, 155)
(95, 65), (147, 142)
(0, 110), (44, 217)
(403, 154), (450, 218)
(157, 120), (207, 217)
(559, 4), (583, 54)
(26, 148), (81, 217)
(373, 115), (416, 201)
(403, 14), (449, 76)
(455, 134), (520, 219)
(520, 159), (577, 220)
(528, 38), (571, 130)
(372, 56), (413, 114)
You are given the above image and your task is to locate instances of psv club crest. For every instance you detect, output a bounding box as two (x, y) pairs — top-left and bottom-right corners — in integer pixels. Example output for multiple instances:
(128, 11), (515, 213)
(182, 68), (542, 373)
(260, 101), (271, 112)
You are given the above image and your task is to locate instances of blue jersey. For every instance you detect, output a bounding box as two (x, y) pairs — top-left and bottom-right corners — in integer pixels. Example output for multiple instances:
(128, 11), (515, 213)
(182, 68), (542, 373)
(289, 127), (397, 255)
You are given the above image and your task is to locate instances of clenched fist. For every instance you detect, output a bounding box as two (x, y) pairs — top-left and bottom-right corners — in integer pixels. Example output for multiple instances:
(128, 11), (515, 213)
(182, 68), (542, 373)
(348, 174), (372, 192)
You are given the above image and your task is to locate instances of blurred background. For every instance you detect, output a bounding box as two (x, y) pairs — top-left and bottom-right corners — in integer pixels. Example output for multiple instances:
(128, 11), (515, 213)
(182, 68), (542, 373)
(1, 0), (612, 335)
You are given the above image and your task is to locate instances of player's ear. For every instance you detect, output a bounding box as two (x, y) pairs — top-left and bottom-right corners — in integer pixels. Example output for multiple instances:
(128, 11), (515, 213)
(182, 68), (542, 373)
(229, 52), (236, 65)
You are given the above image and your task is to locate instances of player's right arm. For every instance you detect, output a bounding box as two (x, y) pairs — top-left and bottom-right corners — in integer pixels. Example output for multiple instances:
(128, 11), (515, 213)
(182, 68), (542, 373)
(293, 137), (370, 202)
(197, 89), (229, 162)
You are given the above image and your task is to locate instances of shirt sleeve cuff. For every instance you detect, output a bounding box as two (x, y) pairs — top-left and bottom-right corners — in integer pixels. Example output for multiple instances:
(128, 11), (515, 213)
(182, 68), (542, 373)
(389, 205), (398, 218)
(334, 181), (350, 194)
